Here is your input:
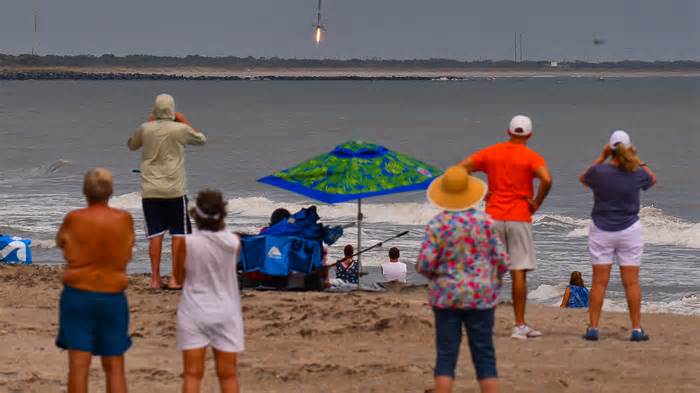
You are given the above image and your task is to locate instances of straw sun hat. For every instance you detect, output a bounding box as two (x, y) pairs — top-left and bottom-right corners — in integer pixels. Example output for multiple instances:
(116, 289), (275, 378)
(427, 166), (488, 211)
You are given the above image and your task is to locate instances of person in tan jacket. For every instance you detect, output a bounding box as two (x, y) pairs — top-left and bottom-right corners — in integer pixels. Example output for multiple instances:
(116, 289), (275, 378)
(55, 168), (135, 393)
(128, 94), (207, 289)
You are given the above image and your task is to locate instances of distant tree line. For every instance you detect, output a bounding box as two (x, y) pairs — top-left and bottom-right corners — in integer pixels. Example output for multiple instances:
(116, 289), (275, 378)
(0, 53), (698, 70)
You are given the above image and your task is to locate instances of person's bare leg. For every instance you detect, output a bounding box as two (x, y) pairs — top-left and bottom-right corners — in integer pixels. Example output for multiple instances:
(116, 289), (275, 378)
(510, 270), (527, 325)
(620, 266), (642, 329)
(183, 348), (206, 393)
(101, 356), (127, 393)
(214, 349), (240, 393)
(169, 236), (186, 288)
(149, 235), (164, 289)
(67, 350), (92, 393)
(588, 264), (612, 328)
(479, 378), (499, 393)
(434, 376), (454, 393)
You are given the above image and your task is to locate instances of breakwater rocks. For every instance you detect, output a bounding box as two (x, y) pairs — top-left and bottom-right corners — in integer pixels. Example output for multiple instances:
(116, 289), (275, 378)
(0, 71), (459, 81)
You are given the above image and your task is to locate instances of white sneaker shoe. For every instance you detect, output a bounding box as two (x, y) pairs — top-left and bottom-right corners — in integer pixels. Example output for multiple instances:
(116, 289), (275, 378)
(511, 325), (542, 339)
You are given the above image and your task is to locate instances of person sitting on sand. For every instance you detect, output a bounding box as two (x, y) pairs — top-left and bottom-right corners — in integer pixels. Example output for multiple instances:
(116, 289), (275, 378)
(260, 208), (291, 233)
(417, 166), (509, 393)
(560, 271), (590, 308)
(580, 130), (656, 342)
(335, 244), (359, 284)
(173, 189), (244, 393)
(55, 168), (135, 393)
(128, 93), (207, 290)
(381, 247), (407, 283)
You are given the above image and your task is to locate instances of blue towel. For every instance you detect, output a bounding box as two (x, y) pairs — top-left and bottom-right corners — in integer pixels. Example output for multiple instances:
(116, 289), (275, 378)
(567, 285), (590, 308)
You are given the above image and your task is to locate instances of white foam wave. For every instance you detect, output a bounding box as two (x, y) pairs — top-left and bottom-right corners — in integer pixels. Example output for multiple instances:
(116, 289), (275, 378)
(527, 284), (565, 301)
(109, 193), (699, 249)
(603, 294), (700, 316)
(537, 207), (700, 249)
(109, 192), (143, 210)
(225, 196), (440, 226)
(526, 284), (700, 315)
(30, 239), (56, 249)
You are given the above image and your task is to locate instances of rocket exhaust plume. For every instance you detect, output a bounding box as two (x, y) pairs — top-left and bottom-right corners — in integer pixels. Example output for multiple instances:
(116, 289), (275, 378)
(315, 27), (323, 45)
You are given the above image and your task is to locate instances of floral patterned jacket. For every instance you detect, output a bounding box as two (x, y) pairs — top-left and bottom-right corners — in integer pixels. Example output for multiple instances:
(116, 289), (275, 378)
(416, 209), (509, 309)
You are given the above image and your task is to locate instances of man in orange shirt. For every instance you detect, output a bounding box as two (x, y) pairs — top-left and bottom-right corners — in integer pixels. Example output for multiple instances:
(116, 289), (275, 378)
(460, 115), (552, 340)
(55, 168), (135, 393)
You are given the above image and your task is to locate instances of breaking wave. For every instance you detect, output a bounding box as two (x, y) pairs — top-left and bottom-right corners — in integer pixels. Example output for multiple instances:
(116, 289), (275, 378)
(526, 284), (700, 315)
(109, 193), (699, 249)
(536, 206), (700, 249)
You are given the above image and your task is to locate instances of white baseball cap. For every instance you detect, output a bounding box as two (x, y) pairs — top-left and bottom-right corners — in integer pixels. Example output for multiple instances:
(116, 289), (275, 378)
(609, 130), (631, 149)
(508, 115), (533, 136)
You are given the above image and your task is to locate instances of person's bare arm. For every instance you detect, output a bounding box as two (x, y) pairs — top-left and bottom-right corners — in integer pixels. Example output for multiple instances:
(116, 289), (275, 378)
(529, 166), (552, 213)
(580, 145), (611, 186)
(629, 147), (657, 187)
(459, 157), (477, 173)
(55, 213), (72, 249)
(560, 287), (571, 308)
(126, 213), (135, 263)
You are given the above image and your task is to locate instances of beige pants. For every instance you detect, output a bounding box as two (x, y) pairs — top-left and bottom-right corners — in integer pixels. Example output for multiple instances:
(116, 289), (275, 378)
(492, 220), (536, 271)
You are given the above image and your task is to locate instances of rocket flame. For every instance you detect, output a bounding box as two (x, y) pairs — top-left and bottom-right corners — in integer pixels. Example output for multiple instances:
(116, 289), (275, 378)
(315, 27), (323, 45)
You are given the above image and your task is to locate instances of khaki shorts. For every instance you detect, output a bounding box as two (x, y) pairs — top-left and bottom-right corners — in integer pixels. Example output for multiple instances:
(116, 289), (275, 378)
(492, 220), (536, 271)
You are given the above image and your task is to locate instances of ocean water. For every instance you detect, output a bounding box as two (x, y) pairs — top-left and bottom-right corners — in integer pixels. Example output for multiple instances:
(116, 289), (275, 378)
(1, 78), (698, 314)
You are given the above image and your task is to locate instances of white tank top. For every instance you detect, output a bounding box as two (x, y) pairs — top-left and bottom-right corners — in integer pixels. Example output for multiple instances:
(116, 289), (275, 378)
(178, 229), (242, 324)
(381, 261), (407, 283)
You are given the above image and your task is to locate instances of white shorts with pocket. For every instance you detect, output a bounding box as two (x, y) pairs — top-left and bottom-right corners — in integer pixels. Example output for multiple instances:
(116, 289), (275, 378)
(588, 220), (643, 266)
(492, 220), (536, 271)
(176, 311), (245, 353)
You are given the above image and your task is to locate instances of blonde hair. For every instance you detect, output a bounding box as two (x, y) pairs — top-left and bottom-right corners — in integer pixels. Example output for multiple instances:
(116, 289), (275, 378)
(612, 144), (638, 173)
(83, 168), (113, 203)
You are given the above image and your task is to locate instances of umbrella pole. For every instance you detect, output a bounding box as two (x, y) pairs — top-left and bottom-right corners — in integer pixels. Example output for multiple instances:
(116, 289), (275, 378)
(357, 198), (362, 288)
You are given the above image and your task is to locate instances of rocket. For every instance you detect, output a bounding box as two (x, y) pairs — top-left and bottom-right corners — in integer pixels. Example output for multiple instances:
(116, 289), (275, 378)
(314, 0), (325, 45)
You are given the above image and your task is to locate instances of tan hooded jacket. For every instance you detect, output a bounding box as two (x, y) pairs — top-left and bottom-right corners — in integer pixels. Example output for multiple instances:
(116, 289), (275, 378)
(128, 94), (207, 198)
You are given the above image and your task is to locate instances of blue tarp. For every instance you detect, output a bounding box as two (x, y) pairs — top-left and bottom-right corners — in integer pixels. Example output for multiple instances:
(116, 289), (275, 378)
(238, 206), (341, 277)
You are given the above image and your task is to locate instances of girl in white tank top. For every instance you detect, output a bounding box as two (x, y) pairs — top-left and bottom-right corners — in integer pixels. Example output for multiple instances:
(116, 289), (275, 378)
(174, 190), (244, 393)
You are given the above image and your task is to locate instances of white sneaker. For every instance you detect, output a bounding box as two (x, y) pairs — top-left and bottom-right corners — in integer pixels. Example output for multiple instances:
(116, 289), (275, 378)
(511, 325), (542, 339)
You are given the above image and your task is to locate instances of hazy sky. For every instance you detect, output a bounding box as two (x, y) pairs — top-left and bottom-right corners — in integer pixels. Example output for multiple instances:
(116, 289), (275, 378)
(1, 0), (698, 61)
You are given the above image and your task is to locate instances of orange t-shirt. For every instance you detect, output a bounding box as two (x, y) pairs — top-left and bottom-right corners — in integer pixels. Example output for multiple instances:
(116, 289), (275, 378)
(469, 142), (547, 222)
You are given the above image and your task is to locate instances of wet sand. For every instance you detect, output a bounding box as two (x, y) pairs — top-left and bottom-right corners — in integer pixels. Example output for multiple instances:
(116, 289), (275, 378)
(0, 264), (698, 392)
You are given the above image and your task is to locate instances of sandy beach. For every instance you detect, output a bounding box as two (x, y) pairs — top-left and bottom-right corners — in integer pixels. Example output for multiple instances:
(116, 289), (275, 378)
(0, 265), (697, 392)
(2, 66), (699, 79)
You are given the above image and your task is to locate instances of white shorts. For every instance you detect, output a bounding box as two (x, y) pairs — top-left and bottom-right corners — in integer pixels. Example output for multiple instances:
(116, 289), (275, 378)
(492, 220), (536, 271)
(176, 311), (245, 353)
(588, 221), (643, 266)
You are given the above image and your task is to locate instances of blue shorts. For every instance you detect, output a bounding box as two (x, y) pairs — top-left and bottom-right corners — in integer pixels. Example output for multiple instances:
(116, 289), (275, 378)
(433, 307), (497, 380)
(56, 286), (132, 356)
(142, 196), (192, 238)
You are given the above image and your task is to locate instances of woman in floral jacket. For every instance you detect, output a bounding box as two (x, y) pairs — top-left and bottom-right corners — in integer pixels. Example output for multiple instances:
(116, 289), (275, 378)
(417, 166), (509, 393)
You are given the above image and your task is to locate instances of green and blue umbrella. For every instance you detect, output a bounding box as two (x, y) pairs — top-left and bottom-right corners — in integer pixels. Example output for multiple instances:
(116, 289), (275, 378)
(258, 140), (442, 282)
(258, 140), (441, 203)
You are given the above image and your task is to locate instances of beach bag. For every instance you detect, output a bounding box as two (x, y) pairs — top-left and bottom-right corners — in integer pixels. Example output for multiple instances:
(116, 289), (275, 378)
(0, 235), (32, 264)
(239, 235), (322, 276)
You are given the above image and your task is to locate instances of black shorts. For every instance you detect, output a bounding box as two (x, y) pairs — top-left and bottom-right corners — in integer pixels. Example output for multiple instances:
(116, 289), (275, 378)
(142, 196), (192, 238)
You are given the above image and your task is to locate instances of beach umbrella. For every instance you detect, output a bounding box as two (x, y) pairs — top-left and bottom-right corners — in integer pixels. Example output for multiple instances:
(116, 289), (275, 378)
(258, 140), (442, 283)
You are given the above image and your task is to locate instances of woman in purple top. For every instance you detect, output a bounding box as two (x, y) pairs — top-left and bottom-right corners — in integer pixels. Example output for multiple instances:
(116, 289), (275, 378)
(417, 166), (509, 393)
(580, 130), (657, 342)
